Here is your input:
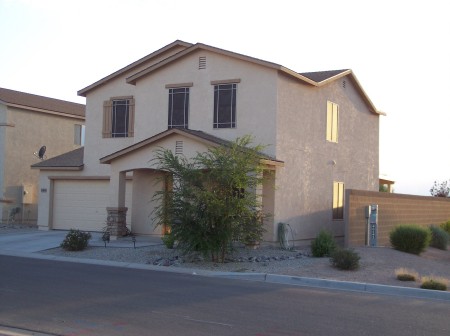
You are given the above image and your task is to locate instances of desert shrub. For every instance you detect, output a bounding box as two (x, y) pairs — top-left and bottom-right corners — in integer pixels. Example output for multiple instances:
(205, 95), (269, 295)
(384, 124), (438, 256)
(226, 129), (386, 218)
(330, 248), (360, 270)
(389, 224), (431, 255)
(60, 229), (91, 251)
(440, 221), (450, 235)
(161, 232), (175, 249)
(420, 276), (448, 291)
(395, 268), (418, 281)
(152, 135), (268, 262)
(311, 230), (336, 257)
(429, 225), (449, 250)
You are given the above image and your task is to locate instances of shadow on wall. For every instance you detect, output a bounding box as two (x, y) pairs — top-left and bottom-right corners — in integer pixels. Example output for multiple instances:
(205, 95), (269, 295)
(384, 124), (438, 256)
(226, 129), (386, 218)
(1, 185), (38, 225)
(273, 209), (344, 247)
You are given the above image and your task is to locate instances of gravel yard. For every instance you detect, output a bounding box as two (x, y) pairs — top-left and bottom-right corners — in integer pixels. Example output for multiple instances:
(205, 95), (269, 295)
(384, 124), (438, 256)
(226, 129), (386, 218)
(40, 241), (450, 290)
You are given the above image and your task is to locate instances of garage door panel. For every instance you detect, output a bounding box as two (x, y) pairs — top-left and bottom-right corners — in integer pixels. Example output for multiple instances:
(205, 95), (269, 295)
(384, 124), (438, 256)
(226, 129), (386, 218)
(52, 180), (132, 231)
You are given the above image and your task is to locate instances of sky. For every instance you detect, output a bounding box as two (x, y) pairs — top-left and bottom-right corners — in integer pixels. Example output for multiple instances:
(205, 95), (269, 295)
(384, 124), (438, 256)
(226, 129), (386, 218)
(0, 0), (449, 196)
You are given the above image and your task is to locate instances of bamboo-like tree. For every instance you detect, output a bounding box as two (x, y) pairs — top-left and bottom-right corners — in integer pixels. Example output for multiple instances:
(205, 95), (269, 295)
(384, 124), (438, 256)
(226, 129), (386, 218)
(151, 135), (268, 262)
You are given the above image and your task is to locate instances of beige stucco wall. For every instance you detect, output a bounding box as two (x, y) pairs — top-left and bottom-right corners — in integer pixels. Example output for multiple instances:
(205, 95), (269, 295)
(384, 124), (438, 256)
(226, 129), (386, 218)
(133, 50), (278, 156)
(1, 105), (84, 224)
(131, 170), (164, 235)
(274, 73), (379, 243)
(82, 45), (188, 176)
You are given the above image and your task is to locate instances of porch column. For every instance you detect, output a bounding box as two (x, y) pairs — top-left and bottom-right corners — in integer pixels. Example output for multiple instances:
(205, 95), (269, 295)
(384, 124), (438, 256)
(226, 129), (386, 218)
(107, 171), (128, 238)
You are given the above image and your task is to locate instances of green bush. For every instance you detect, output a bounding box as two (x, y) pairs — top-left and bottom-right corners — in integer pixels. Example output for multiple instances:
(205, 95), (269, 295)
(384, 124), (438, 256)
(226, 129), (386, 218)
(330, 248), (360, 270)
(429, 225), (449, 250)
(440, 221), (450, 235)
(161, 232), (176, 249)
(60, 229), (91, 251)
(389, 225), (431, 255)
(420, 277), (448, 291)
(311, 230), (336, 257)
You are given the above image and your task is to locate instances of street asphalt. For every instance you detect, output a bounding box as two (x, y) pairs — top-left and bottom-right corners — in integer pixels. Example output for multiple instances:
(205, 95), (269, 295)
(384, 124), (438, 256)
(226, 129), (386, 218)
(1, 227), (449, 302)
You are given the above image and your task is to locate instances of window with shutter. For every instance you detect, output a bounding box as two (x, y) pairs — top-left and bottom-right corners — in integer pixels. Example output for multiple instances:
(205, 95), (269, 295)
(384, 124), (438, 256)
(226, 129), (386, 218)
(102, 97), (135, 138)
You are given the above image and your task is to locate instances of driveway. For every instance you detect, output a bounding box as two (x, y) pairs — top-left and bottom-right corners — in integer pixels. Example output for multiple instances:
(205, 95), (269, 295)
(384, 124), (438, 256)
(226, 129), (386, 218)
(0, 226), (160, 253)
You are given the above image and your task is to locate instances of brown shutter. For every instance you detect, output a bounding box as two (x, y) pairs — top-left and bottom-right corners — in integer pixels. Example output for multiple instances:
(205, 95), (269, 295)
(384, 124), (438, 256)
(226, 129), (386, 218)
(103, 100), (112, 138)
(128, 98), (135, 137)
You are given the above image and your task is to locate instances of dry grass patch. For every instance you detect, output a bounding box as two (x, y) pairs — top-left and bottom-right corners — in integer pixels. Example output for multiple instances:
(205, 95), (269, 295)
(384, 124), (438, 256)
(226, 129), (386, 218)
(420, 276), (449, 291)
(395, 268), (419, 282)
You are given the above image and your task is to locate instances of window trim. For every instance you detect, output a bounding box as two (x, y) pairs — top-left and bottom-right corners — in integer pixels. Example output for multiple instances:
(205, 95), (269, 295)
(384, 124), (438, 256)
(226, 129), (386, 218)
(326, 101), (339, 143)
(102, 96), (135, 138)
(332, 181), (344, 220)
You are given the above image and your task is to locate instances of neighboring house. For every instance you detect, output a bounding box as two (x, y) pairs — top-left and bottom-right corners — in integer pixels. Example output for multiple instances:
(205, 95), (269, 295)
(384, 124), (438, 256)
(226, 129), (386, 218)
(0, 87), (85, 225)
(33, 40), (384, 243)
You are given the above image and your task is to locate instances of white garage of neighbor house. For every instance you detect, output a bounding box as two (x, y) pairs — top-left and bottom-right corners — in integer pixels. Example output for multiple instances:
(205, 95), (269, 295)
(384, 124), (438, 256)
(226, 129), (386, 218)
(33, 40), (382, 243)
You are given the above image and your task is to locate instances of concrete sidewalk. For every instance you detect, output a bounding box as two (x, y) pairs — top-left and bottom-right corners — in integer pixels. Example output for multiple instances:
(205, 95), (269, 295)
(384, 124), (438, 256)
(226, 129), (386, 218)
(1, 227), (449, 302)
(0, 227), (162, 252)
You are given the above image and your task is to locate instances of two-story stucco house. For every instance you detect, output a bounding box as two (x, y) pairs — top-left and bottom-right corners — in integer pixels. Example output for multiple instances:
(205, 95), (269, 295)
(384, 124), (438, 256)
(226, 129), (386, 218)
(33, 40), (384, 243)
(0, 87), (85, 225)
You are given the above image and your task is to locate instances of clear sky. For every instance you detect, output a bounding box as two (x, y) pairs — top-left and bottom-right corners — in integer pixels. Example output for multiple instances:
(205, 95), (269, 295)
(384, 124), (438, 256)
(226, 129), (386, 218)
(1, 0), (449, 196)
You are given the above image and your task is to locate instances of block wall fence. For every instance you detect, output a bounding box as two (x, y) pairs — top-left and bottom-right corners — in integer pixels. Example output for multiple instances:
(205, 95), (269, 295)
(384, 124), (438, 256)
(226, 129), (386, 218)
(345, 189), (450, 247)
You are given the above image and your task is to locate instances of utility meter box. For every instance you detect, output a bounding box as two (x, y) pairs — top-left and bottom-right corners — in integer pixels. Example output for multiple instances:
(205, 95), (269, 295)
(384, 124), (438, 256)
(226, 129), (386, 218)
(21, 184), (35, 204)
(365, 204), (378, 247)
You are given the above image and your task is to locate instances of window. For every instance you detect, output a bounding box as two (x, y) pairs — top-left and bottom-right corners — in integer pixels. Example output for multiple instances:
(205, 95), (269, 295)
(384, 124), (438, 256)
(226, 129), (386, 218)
(74, 124), (85, 145)
(213, 83), (236, 128)
(102, 97), (135, 138)
(168, 88), (189, 129)
(326, 101), (339, 142)
(333, 182), (344, 220)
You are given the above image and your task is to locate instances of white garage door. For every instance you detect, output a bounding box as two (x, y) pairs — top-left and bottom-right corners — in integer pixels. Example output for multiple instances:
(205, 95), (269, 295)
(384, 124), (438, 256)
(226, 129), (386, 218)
(52, 180), (132, 231)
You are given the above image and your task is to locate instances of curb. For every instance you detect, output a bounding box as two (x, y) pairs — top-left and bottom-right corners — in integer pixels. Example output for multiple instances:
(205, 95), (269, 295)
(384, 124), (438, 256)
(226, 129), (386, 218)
(1, 250), (449, 302)
(262, 274), (450, 301)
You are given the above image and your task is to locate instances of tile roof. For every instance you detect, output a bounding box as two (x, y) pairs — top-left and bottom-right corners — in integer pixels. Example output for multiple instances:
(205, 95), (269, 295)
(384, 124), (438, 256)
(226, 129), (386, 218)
(31, 147), (84, 169)
(0, 87), (85, 118)
(299, 69), (350, 82)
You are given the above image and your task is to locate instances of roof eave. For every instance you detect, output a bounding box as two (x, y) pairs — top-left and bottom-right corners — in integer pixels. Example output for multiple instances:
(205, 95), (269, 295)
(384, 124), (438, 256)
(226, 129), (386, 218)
(100, 128), (221, 164)
(314, 69), (353, 86)
(78, 40), (193, 96)
(126, 43), (292, 85)
(5, 102), (85, 119)
(31, 165), (84, 171)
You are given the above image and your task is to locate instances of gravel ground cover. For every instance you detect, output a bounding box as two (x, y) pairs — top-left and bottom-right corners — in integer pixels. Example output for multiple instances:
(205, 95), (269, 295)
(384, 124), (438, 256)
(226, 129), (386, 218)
(40, 241), (450, 290)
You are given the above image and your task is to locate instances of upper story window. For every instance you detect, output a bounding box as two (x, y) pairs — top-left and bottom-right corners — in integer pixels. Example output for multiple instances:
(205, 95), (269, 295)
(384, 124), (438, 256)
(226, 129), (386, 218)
(102, 97), (135, 138)
(212, 80), (239, 129)
(326, 101), (339, 143)
(168, 87), (189, 129)
(74, 124), (85, 145)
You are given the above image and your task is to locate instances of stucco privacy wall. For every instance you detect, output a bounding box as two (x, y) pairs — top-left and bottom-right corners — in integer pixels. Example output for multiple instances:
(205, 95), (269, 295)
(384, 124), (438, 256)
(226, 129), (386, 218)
(275, 73), (379, 242)
(345, 189), (450, 247)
